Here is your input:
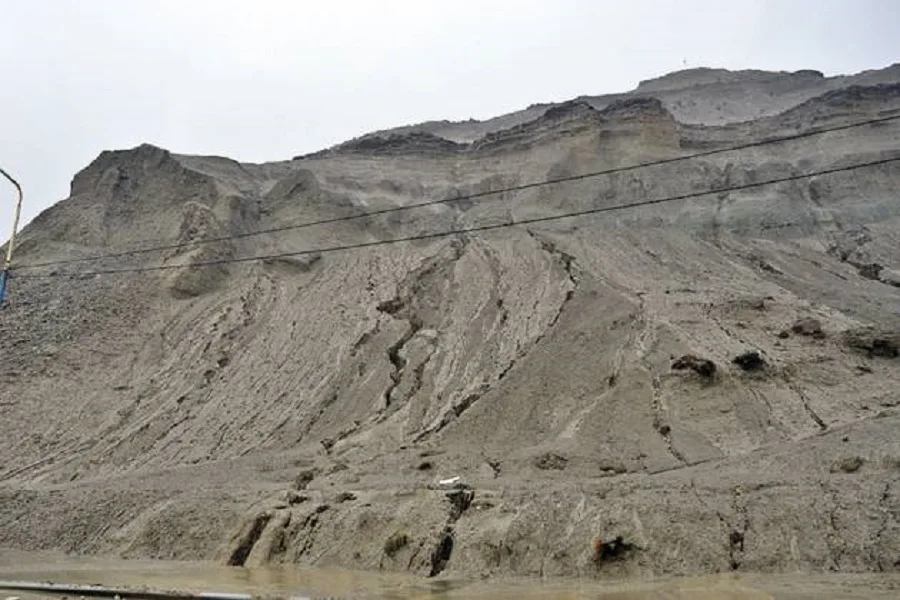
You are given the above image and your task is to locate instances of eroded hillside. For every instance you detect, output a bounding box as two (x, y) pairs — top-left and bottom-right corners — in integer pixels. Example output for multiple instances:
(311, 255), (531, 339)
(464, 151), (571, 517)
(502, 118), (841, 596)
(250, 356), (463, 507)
(1, 65), (900, 579)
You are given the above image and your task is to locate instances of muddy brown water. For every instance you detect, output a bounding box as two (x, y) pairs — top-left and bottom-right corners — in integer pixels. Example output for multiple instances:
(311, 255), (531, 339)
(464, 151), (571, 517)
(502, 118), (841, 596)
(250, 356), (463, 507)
(0, 551), (898, 599)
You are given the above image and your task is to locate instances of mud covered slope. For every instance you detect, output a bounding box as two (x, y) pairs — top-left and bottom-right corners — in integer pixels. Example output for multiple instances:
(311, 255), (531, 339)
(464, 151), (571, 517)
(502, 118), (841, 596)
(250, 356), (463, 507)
(1, 65), (900, 579)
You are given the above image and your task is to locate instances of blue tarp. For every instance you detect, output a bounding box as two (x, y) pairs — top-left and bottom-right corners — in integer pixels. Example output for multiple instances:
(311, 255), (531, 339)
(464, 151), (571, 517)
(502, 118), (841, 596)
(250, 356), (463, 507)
(0, 269), (8, 307)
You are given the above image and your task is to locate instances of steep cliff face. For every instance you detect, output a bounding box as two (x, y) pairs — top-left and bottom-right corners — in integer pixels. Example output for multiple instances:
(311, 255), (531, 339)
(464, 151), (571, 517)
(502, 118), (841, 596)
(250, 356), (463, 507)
(1, 65), (899, 579)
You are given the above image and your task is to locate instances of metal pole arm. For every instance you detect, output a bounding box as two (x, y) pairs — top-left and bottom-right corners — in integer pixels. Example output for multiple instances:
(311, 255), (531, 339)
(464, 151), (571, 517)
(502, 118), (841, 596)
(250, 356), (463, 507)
(0, 165), (23, 270)
(0, 165), (23, 307)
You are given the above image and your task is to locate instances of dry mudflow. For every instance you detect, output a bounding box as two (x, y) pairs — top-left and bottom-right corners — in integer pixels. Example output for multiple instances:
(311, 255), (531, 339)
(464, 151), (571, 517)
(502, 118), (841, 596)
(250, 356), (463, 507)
(1, 65), (900, 589)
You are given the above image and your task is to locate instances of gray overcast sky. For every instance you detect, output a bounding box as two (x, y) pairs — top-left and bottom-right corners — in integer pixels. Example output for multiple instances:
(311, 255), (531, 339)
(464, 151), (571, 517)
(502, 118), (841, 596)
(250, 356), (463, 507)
(1, 0), (898, 235)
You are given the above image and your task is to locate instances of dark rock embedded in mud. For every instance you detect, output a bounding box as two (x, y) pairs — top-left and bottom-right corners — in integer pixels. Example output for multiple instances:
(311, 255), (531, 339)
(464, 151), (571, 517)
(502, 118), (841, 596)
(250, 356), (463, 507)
(843, 328), (900, 358)
(733, 350), (766, 371)
(672, 355), (717, 378)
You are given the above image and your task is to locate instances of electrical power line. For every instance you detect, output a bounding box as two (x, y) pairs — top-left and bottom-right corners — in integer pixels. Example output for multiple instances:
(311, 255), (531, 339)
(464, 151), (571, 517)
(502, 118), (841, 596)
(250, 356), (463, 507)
(13, 113), (900, 272)
(16, 154), (899, 280)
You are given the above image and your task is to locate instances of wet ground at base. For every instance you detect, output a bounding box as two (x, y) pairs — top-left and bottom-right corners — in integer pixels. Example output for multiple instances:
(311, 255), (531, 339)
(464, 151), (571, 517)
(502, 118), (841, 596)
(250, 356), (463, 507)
(0, 551), (898, 600)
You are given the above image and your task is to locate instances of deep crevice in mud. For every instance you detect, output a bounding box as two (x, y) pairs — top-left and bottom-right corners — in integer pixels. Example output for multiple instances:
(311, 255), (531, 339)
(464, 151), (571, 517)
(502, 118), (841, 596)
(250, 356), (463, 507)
(785, 379), (828, 430)
(728, 530), (745, 570)
(351, 322), (381, 356)
(873, 480), (893, 571)
(497, 361), (515, 381)
(424, 480), (474, 577)
(690, 479), (748, 571)
(438, 390), (483, 431)
(428, 528), (455, 577)
(527, 231), (582, 329)
(409, 359), (429, 403)
(489, 230), (581, 395)
(376, 292), (423, 411)
(632, 293), (685, 466)
(292, 507), (327, 560)
(227, 512), (271, 567)
(376, 240), (467, 411)
(415, 385), (488, 441)
(747, 387), (778, 432)
(730, 487), (751, 570)
(446, 488), (475, 521)
(382, 314), (424, 408)
(820, 482), (845, 568)
(650, 374), (685, 464)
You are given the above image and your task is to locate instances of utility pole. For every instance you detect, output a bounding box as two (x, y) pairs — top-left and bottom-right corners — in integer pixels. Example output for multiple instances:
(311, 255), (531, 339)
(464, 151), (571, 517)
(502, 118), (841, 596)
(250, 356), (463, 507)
(0, 165), (23, 307)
